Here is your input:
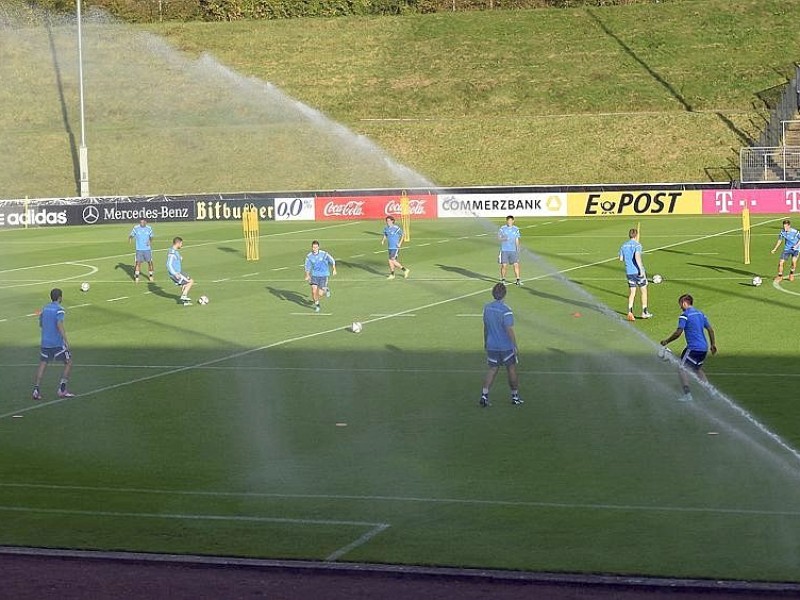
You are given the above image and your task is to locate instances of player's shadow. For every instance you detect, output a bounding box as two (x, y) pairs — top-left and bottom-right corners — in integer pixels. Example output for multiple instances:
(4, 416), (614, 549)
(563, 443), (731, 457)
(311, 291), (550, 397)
(147, 282), (183, 304)
(687, 262), (756, 277)
(436, 264), (495, 282)
(217, 246), (240, 254)
(267, 286), (309, 307)
(337, 260), (383, 276)
(114, 262), (137, 282)
(519, 285), (603, 314)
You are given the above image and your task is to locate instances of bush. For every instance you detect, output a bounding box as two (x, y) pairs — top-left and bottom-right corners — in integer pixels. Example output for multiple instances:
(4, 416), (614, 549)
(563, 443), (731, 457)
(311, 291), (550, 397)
(23, 0), (672, 22)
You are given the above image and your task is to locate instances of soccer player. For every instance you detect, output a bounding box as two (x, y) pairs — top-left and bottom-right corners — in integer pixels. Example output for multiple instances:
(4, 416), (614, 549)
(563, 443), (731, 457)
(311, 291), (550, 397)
(32, 288), (74, 400)
(770, 219), (800, 282)
(480, 282), (522, 407)
(619, 228), (652, 321)
(166, 236), (194, 306)
(129, 217), (154, 283)
(304, 240), (336, 312)
(381, 216), (409, 279)
(660, 293), (717, 402)
(498, 215), (522, 286)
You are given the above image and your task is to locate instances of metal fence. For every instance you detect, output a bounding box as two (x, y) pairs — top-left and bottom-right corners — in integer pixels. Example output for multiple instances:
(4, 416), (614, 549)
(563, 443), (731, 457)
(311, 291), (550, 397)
(756, 66), (800, 148)
(740, 66), (800, 182)
(740, 146), (800, 183)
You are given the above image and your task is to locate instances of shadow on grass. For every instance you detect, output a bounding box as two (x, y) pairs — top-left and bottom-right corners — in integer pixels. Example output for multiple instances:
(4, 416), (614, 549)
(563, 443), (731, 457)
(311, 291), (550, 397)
(217, 246), (241, 255)
(337, 260), (384, 277)
(687, 262), (758, 277)
(114, 262), (136, 282)
(267, 286), (309, 307)
(147, 281), (183, 304)
(436, 264), (495, 282)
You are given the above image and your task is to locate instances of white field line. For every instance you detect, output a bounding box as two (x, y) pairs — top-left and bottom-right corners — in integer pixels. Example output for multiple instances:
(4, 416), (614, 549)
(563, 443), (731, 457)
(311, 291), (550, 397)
(326, 524), (390, 562)
(106, 296), (128, 302)
(212, 278), (230, 283)
(0, 262), (99, 290)
(290, 312), (333, 316)
(0, 503), (389, 560)
(0, 222), (360, 277)
(242, 273), (259, 278)
(0, 220), (781, 424)
(368, 313), (416, 317)
(0, 482), (798, 518)
(2, 364), (795, 378)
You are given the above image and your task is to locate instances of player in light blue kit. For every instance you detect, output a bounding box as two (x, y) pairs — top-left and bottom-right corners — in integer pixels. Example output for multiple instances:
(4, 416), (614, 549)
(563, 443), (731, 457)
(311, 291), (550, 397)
(381, 216), (409, 279)
(619, 228), (652, 321)
(660, 294), (717, 402)
(166, 236), (194, 306)
(480, 283), (522, 407)
(304, 240), (337, 312)
(498, 215), (522, 286)
(129, 218), (154, 283)
(32, 288), (74, 400)
(770, 219), (800, 282)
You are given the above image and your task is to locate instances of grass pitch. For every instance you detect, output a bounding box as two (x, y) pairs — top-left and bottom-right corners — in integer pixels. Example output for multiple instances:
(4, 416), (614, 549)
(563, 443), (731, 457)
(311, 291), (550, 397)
(2, 215), (800, 581)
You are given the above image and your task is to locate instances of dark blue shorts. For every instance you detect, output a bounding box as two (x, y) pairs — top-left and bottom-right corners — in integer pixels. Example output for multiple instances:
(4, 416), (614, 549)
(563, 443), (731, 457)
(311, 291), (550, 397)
(388, 249), (400, 260)
(781, 249), (799, 261)
(40, 345), (71, 363)
(309, 275), (328, 288)
(170, 272), (190, 285)
(680, 348), (707, 371)
(498, 250), (519, 265)
(627, 273), (647, 288)
(135, 250), (152, 263)
(487, 349), (518, 367)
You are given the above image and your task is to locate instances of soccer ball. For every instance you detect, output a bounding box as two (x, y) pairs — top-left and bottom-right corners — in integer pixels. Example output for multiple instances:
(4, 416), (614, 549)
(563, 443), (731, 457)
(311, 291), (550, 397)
(657, 346), (673, 361)
(80, 282), (90, 292)
(351, 321), (363, 333)
(197, 295), (209, 305)
(752, 276), (762, 287)
(651, 274), (663, 284)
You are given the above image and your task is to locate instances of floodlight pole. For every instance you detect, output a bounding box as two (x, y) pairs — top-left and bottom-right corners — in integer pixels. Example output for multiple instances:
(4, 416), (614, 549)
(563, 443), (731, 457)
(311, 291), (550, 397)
(77, 0), (90, 197)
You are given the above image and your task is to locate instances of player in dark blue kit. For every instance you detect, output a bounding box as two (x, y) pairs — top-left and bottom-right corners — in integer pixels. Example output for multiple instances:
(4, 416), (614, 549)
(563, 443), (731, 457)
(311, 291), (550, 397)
(660, 294), (717, 402)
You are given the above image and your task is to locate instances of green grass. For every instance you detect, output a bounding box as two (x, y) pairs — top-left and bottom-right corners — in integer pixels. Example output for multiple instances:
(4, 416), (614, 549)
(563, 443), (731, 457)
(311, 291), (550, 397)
(2, 215), (800, 581)
(3, 0), (800, 197)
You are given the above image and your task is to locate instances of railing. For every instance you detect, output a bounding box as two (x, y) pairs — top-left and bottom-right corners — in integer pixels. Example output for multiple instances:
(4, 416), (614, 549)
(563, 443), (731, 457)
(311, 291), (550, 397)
(740, 66), (800, 182)
(740, 146), (800, 183)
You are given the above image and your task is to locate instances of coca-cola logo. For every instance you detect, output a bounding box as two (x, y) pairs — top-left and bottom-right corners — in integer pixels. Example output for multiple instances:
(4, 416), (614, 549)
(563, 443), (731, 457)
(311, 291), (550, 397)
(384, 199), (427, 216)
(323, 200), (365, 217)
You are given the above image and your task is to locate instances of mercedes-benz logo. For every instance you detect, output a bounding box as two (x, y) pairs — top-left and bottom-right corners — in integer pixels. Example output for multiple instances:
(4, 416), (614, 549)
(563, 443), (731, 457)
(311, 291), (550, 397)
(82, 205), (100, 224)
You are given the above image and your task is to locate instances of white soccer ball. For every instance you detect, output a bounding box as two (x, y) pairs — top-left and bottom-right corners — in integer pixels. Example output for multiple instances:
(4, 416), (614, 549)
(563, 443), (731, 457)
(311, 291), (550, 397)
(651, 274), (663, 284)
(351, 321), (362, 333)
(657, 346), (673, 361)
(80, 282), (90, 292)
(198, 295), (209, 305)
(752, 276), (762, 287)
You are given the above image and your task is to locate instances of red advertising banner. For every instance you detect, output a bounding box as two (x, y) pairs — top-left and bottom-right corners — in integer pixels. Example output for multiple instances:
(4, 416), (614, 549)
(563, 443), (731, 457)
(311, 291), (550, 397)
(315, 194), (438, 221)
(702, 188), (800, 215)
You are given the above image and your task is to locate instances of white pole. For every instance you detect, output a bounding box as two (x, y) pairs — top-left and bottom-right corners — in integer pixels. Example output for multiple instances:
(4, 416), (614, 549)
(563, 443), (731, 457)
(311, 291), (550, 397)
(77, 0), (90, 197)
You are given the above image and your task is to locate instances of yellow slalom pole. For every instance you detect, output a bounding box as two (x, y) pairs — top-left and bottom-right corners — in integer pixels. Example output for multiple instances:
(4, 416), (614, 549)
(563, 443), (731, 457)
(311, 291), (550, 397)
(400, 190), (411, 242)
(742, 207), (751, 265)
(242, 204), (260, 261)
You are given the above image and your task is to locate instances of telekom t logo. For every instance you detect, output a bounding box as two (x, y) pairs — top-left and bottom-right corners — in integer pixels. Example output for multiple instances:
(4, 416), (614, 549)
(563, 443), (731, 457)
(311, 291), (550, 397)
(785, 190), (800, 212)
(714, 191), (734, 213)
